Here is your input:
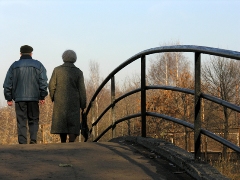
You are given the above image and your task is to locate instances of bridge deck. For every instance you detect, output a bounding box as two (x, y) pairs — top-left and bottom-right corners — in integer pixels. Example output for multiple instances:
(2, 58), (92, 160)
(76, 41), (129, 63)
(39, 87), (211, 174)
(0, 140), (194, 180)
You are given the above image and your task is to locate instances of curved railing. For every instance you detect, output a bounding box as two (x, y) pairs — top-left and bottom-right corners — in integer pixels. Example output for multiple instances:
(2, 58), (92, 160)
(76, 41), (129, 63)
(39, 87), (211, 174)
(85, 45), (240, 159)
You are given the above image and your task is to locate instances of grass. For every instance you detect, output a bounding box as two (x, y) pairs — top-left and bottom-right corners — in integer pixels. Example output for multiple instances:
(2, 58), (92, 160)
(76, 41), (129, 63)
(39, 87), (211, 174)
(209, 154), (240, 180)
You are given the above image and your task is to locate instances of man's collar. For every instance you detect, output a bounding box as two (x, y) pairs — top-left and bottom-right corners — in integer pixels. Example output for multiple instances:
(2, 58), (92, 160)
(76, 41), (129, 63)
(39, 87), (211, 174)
(20, 55), (32, 59)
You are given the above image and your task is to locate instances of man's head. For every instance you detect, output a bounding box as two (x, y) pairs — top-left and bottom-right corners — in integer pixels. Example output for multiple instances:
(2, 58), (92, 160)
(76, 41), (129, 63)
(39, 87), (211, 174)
(62, 50), (77, 63)
(20, 45), (33, 56)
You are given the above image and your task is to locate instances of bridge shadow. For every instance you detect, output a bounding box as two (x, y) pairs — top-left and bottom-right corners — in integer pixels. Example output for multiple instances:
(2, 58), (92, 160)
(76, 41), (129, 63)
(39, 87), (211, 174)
(107, 136), (230, 180)
(96, 139), (195, 180)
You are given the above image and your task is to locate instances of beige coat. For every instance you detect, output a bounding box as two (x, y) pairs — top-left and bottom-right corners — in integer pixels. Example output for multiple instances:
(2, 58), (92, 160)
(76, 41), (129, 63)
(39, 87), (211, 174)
(49, 62), (86, 135)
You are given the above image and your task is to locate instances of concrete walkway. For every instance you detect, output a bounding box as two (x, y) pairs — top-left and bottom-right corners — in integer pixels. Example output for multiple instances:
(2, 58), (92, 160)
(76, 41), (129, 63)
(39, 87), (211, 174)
(0, 140), (194, 180)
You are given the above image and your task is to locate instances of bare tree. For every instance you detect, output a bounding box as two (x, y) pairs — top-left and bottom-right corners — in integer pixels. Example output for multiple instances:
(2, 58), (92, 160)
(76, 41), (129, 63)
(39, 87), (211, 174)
(147, 48), (194, 149)
(85, 60), (110, 138)
(202, 56), (240, 159)
(148, 43), (189, 87)
(116, 74), (142, 137)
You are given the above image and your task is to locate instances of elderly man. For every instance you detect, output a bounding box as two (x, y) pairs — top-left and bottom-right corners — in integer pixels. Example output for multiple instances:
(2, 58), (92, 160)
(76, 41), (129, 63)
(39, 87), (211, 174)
(3, 45), (48, 144)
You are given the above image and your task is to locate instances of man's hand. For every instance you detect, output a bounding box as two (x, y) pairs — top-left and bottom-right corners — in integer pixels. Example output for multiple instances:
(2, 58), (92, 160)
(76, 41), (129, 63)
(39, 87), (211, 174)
(39, 100), (45, 104)
(7, 101), (13, 106)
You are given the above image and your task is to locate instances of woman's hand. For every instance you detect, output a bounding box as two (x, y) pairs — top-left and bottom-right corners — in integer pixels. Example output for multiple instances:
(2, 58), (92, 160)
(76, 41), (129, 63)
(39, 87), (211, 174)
(39, 100), (45, 104)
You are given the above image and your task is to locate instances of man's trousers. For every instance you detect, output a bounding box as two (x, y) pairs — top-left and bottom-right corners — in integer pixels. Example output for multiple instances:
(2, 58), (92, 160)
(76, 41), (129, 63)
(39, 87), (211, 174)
(15, 101), (39, 144)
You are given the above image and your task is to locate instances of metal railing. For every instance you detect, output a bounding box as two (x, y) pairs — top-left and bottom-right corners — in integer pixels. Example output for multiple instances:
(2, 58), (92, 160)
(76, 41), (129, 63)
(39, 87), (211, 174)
(85, 45), (240, 160)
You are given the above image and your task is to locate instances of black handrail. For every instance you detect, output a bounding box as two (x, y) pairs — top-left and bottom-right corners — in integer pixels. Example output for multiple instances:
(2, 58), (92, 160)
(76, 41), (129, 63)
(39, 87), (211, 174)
(93, 113), (142, 142)
(146, 112), (240, 153)
(85, 45), (240, 160)
(86, 45), (240, 114)
(92, 110), (240, 153)
(86, 45), (240, 115)
(90, 85), (240, 131)
(146, 85), (240, 112)
(90, 88), (141, 130)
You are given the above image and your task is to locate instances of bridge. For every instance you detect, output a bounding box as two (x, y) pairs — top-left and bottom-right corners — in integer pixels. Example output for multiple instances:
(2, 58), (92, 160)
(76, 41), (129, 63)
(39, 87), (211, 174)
(1, 45), (240, 179)
(83, 45), (240, 179)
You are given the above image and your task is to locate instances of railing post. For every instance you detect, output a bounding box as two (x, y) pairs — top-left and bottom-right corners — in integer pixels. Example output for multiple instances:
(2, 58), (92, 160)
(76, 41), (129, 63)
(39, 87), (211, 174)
(194, 52), (201, 160)
(111, 76), (116, 138)
(91, 100), (96, 141)
(141, 55), (146, 137)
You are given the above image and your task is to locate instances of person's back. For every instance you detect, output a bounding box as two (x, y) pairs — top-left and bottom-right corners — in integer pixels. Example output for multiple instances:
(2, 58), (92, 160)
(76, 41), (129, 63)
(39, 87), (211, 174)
(49, 50), (86, 143)
(50, 63), (83, 103)
(3, 45), (48, 144)
(6, 58), (47, 102)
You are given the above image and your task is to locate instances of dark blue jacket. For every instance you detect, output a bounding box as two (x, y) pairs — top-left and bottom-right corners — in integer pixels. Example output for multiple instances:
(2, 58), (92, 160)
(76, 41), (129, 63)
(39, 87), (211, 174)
(3, 55), (48, 102)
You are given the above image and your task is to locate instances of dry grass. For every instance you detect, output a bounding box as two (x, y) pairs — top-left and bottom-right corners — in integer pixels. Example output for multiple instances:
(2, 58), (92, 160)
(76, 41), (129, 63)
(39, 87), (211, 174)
(209, 154), (240, 180)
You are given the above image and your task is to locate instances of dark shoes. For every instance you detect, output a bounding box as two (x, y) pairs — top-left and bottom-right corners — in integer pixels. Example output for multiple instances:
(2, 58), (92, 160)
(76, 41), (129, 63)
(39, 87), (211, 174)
(30, 140), (37, 144)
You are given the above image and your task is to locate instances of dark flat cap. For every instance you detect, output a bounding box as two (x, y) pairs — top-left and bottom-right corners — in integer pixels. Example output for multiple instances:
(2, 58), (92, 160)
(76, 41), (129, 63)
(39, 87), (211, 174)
(20, 45), (33, 53)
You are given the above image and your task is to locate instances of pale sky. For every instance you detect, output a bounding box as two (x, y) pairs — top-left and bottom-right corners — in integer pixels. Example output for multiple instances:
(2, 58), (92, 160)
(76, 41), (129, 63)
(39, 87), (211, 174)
(0, 0), (240, 106)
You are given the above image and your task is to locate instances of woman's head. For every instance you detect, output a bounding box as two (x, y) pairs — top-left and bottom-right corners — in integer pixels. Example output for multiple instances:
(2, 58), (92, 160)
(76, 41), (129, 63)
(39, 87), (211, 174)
(62, 50), (77, 63)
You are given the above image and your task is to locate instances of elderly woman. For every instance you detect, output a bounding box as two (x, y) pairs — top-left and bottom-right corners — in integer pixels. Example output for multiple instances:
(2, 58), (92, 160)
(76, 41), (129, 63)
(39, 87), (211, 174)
(49, 50), (86, 143)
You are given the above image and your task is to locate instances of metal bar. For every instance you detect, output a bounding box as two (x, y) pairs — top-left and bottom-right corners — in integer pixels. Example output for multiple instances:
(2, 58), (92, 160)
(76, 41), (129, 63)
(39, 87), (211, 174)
(111, 76), (116, 138)
(201, 93), (240, 112)
(147, 112), (240, 153)
(201, 129), (240, 153)
(146, 112), (194, 129)
(141, 55), (146, 137)
(194, 52), (201, 160)
(147, 85), (240, 112)
(91, 88), (142, 129)
(93, 110), (240, 153)
(146, 85), (194, 95)
(93, 113), (142, 142)
(91, 100), (96, 141)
